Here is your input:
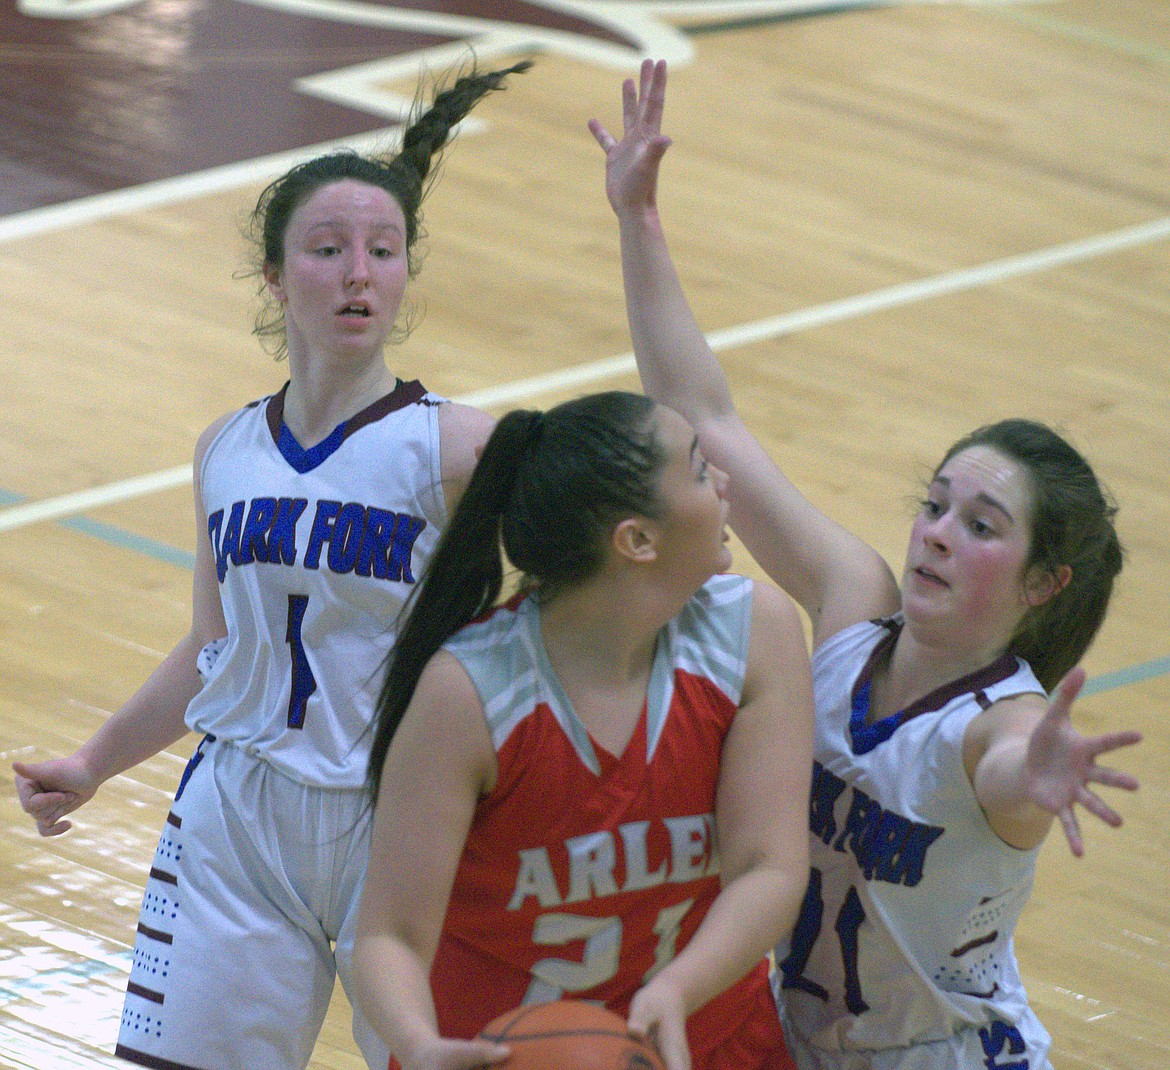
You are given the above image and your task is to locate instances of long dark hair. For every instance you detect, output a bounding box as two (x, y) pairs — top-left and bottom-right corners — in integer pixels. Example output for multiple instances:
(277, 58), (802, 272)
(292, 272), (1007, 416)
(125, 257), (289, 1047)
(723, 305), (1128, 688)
(367, 391), (664, 802)
(246, 59), (531, 356)
(937, 418), (1122, 690)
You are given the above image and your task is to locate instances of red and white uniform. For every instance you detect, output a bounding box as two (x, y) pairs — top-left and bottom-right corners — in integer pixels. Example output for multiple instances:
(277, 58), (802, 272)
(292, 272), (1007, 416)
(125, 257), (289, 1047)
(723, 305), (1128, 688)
(419, 573), (789, 1070)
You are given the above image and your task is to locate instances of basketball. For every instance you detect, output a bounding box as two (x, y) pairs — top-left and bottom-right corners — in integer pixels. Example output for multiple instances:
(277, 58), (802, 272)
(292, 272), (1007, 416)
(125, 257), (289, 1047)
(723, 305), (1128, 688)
(478, 1000), (666, 1070)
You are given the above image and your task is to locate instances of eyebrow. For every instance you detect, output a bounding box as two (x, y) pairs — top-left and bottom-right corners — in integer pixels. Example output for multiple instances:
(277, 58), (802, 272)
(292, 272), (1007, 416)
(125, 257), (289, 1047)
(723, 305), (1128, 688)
(303, 219), (405, 234)
(931, 475), (1015, 522)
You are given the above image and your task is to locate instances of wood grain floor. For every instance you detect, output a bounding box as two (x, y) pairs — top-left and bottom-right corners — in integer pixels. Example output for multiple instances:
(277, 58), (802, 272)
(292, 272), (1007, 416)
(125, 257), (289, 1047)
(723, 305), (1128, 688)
(0, 2), (1166, 1068)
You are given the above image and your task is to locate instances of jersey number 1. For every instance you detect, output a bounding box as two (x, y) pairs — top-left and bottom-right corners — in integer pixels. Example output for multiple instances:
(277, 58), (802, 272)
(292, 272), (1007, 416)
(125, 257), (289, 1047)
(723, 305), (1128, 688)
(779, 867), (869, 1015)
(285, 594), (317, 728)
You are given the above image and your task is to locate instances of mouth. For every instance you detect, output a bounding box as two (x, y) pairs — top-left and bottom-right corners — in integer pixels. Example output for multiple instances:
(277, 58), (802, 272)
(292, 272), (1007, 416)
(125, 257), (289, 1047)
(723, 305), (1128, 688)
(337, 303), (371, 317)
(913, 565), (949, 588)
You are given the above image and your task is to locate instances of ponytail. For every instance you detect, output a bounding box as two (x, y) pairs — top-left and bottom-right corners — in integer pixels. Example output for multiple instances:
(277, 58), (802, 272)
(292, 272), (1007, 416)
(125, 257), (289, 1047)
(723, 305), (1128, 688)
(366, 410), (541, 802)
(367, 391), (663, 801)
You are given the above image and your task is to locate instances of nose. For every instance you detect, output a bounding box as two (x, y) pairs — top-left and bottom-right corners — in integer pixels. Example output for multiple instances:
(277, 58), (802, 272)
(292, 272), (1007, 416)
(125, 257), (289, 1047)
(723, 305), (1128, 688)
(345, 249), (371, 288)
(922, 511), (952, 554)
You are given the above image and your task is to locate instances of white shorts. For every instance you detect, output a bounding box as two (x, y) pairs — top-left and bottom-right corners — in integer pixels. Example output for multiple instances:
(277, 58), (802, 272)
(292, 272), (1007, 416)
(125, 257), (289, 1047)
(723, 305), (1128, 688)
(779, 998), (1053, 1070)
(115, 736), (388, 1070)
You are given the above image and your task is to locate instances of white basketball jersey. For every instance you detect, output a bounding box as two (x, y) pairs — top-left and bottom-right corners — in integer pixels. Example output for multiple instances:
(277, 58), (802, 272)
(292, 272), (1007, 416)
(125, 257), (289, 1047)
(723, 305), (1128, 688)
(186, 380), (446, 787)
(776, 616), (1053, 1069)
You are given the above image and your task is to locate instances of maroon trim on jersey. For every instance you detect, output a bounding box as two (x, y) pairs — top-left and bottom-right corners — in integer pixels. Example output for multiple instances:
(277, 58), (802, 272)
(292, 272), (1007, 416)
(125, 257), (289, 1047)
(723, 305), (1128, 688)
(136, 922), (175, 945)
(263, 377), (429, 445)
(147, 866), (178, 887)
(125, 981), (165, 1004)
(854, 616), (1020, 722)
(114, 1044), (208, 1070)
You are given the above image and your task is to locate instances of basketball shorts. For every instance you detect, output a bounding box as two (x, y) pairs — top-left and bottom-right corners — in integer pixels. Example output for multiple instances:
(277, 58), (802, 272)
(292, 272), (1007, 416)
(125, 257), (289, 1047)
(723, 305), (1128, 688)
(114, 736), (388, 1070)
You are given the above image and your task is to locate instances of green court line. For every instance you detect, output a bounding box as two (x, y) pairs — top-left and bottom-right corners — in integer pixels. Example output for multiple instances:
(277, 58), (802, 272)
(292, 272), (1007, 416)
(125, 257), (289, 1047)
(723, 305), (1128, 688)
(683, 0), (888, 36)
(1081, 656), (1170, 698)
(3, 484), (1164, 698)
(986, 5), (1170, 67)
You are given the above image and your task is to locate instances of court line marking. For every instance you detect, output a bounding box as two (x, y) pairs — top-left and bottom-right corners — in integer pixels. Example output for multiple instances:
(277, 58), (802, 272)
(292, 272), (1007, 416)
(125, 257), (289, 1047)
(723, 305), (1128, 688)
(2, 212), (1167, 535)
(988, 5), (1170, 68)
(1, 217), (1167, 696)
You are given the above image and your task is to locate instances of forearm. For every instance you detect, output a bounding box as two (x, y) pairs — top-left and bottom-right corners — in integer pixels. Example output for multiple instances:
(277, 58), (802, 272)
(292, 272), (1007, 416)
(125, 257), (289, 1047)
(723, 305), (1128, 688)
(973, 735), (1054, 847)
(617, 207), (736, 426)
(652, 864), (804, 1016)
(77, 632), (205, 784)
(352, 930), (441, 1063)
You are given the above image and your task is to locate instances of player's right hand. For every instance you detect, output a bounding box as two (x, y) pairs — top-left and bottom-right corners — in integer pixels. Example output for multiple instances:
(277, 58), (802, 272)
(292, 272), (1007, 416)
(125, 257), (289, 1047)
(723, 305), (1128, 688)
(12, 754), (99, 836)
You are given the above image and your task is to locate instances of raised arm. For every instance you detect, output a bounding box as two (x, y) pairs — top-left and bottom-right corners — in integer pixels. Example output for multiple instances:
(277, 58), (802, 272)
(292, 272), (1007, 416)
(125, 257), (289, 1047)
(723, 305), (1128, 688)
(353, 652), (509, 1070)
(13, 418), (229, 835)
(627, 581), (814, 1068)
(590, 60), (898, 644)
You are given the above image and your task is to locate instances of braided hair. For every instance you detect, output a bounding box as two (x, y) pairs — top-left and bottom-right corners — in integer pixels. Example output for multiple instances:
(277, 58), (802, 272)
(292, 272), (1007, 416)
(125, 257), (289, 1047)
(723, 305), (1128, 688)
(246, 59), (532, 357)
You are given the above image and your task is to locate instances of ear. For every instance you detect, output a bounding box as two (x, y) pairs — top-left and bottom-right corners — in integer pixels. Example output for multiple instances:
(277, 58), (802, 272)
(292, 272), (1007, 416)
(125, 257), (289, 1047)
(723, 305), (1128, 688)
(1025, 563), (1072, 607)
(612, 516), (658, 565)
(262, 262), (286, 304)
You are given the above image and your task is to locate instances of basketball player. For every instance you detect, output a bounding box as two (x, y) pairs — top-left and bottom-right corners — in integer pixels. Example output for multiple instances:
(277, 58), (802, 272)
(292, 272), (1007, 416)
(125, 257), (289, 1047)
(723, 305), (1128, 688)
(352, 392), (815, 1070)
(590, 59), (1142, 1070)
(13, 61), (529, 1070)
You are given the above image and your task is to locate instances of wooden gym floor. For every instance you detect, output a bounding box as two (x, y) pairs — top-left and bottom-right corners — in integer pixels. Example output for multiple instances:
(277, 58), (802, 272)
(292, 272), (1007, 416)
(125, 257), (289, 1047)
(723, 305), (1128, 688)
(0, 2), (1166, 1067)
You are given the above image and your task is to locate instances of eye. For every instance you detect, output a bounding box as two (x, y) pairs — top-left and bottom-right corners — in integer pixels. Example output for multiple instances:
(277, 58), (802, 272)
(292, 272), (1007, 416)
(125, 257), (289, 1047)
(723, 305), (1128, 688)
(697, 459), (710, 482)
(919, 497), (942, 518)
(968, 517), (995, 537)
(315, 244), (341, 257)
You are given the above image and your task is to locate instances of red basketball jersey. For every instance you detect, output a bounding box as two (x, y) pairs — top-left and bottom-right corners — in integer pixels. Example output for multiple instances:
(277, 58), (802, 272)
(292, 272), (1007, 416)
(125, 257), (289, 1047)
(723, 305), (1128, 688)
(424, 574), (783, 1066)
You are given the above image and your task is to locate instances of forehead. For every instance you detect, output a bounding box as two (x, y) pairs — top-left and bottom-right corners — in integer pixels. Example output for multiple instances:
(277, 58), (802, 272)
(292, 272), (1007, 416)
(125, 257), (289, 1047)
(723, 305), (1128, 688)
(935, 444), (1034, 512)
(290, 179), (404, 230)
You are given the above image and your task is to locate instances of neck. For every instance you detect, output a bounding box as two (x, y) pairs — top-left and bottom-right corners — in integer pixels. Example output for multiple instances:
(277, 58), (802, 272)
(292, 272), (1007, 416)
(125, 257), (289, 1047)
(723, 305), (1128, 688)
(538, 574), (670, 687)
(881, 618), (1008, 710)
(282, 351), (397, 445)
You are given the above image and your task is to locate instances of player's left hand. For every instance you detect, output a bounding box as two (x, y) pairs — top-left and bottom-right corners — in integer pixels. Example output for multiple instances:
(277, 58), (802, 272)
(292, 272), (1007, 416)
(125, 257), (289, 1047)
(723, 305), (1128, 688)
(628, 977), (690, 1070)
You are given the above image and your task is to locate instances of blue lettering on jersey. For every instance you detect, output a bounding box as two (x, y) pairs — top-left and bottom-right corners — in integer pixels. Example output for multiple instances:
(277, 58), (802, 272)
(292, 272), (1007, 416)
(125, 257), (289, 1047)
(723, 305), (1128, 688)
(207, 496), (423, 582)
(302, 500), (427, 580)
(979, 1021), (1029, 1069)
(209, 497), (308, 581)
(810, 761), (944, 887)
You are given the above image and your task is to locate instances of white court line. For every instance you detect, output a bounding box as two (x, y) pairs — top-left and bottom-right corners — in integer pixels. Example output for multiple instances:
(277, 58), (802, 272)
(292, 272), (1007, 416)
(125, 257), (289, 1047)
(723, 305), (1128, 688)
(2, 213), (1168, 534)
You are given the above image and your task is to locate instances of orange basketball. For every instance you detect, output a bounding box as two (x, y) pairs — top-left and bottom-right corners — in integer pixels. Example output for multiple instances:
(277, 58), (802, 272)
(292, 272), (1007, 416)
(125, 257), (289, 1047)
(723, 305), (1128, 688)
(478, 1000), (665, 1070)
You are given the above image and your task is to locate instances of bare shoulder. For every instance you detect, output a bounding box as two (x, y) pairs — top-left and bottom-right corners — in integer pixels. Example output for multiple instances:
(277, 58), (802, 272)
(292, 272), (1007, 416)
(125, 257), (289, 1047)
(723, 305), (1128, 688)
(749, 578), (808, 646)
(436, 402), (496, 511)
(962, 689), (1049, 766)
(437, 401), (495, 470)
(401, 649), (497, 792)
(745, 578), (813, 693)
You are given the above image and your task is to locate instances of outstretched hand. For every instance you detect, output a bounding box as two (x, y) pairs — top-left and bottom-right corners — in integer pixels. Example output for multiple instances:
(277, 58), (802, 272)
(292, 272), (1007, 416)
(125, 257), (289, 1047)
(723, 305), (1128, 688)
(13, 753), (100, 837)
(588, 58), (672, 215)
(1025, 667), (1142, 857)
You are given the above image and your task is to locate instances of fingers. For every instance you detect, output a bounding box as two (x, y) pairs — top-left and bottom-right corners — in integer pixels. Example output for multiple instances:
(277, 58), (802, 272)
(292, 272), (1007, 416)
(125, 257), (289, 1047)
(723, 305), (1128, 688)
(588, 118), (617, 153)
(1090, 729), (1143, 761)
(452, 1040), (510, 1068)
(1076, 783), (1125, 828)
(1047, 665), (1086, 721)
(1057, 806), (1084, 858)
(641, 58), (667, 131)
